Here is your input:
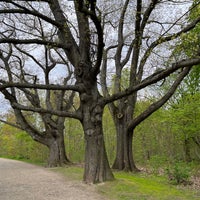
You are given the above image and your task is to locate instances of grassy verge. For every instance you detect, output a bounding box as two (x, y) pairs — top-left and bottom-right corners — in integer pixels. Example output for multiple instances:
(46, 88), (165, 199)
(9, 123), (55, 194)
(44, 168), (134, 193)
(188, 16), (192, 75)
(98, 172), (200, 200)
(52, 166), (200, 200)
(0, 156), (46, 166)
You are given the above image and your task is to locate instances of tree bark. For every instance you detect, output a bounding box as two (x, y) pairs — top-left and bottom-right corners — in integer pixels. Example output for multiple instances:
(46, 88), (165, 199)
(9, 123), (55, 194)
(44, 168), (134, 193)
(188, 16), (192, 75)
(111, 109), (139, 172)
(112, 117), (125, 170)
(47, 134), (70, 167)
(112, 124), (139, 171)
(80, 87), (114, 183)
(110, 94), (139, 172)
(84, 132), (114, 183)
(126, 132), (139, 171)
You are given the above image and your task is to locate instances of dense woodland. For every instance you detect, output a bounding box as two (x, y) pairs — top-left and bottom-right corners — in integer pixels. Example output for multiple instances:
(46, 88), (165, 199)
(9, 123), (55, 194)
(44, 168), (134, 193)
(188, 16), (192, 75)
(0, 0), (200, 184)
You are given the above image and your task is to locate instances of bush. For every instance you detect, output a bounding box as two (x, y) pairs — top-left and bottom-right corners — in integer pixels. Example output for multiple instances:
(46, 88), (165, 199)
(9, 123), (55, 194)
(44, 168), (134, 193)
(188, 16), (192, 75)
(146, 155), (168, 174)
(165, 162), (191, 185)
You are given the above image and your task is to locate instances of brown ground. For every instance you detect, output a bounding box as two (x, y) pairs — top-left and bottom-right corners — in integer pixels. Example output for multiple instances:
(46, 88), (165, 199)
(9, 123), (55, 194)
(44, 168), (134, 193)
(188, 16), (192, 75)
(0, 158), (107, 200)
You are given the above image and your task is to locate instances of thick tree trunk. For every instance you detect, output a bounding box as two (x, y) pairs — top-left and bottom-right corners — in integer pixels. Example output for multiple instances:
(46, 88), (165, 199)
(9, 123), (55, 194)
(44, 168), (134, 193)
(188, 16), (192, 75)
(81, 92), (114, 183)
(112, 122), (139, 172)
(112, 117), (125, 170)
(125, 132), (139, 171)
(84, 132), (114, 183)
(47, 132), (70, 167)
(111, 94), (139, 172)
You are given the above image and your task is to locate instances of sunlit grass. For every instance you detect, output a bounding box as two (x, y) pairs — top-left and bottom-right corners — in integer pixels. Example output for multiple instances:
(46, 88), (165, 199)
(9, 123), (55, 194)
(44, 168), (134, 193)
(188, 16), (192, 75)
(98, 171), (200, 200)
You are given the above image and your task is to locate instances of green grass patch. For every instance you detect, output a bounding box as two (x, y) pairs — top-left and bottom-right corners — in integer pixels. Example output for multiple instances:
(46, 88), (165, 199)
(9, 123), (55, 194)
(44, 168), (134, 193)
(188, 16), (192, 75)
(98, 172), (200, 200)
(0, 156), (46, 166)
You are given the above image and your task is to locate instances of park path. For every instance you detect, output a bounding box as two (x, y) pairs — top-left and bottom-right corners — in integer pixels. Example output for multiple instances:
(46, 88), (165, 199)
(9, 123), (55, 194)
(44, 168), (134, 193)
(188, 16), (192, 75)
(0, 158), (106, 200)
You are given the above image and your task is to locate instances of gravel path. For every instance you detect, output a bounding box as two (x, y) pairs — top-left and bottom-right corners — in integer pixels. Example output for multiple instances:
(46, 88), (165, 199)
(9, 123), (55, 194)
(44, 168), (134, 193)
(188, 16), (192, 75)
(0, 158), (106, 200)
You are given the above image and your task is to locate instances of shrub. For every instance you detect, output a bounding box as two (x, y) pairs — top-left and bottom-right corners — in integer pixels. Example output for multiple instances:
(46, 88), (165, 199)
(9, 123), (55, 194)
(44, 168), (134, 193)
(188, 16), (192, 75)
(165, 162), (191, 185)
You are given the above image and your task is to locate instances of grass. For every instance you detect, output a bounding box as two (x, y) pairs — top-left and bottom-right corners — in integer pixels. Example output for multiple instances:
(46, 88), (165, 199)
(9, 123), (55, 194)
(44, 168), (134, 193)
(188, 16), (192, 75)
(52, 166), (200, 200)
(98, 172), (200, 200)
(0, 155), (47, 166)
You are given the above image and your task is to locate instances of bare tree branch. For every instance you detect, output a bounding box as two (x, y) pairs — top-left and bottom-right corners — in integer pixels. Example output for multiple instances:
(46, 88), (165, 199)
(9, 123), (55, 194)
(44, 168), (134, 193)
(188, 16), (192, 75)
(0, 118), (23, 130)
(11, 101), (82, 120)
(127, 66), (191, 132)
(0, 5), (60, 27)
(0, 38), (69, 49)
(0, 82), (83, 92)
(103, 57), (200, 105)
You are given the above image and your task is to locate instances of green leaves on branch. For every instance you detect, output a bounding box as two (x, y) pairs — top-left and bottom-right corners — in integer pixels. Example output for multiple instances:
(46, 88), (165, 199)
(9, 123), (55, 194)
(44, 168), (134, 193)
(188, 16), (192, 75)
(175, 1), (200, 58)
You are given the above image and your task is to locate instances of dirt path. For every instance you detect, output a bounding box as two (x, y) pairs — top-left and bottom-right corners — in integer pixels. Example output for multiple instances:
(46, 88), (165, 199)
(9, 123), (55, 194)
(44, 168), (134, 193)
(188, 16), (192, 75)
(0, 158), (106, 200)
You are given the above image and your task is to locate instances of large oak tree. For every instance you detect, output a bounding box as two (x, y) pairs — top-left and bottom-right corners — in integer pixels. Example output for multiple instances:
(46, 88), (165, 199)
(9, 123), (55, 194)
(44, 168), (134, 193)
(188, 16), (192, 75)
(100, 0), (200, 171)
(0, 42), (73, 167)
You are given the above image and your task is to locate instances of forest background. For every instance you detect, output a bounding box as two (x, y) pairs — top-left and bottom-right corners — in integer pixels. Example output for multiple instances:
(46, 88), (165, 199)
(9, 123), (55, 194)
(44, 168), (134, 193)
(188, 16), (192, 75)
(1, 94), (200, 167)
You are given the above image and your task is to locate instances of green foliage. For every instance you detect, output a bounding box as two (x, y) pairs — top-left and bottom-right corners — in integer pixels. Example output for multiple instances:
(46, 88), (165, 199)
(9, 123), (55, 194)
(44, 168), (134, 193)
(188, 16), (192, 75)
(167, 92), (200, 159)
(0, 123), (48, 163)
(171, 93), (200, 119)
(147, 155), (169, 174)
(103, 106), (116, 163)
(175, 1), (200, 58)
(65, 118), (85, 163)
(134, 92), (200, 164)
(121, 68), (131, 89)
(165, 162), (191, 185)
(0, 95), (199, 175)
(110, 67), (131, 94)
(184, 65), (200, 94)
(134, 106), (174, 165)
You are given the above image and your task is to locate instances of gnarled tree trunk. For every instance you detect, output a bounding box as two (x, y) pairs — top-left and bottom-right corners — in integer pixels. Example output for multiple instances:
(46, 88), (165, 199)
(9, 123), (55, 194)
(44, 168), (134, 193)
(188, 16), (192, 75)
(112, 116), (139, 172)
(12, 105), (70, 167)
(112, 117), (125, 170)
(111, 97), (139, 172)
(80, 86), (114, 183)
(84, 130), (114, 183)
(46, 129), (70, 167)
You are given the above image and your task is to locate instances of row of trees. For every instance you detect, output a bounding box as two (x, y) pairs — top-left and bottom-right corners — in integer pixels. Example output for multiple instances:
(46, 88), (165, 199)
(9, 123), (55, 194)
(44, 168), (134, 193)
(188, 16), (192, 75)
(1, 96), (199, 166)
(0, 0), (200, 183)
